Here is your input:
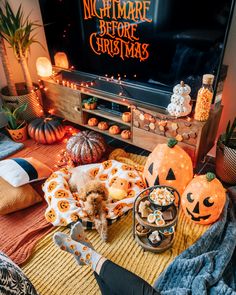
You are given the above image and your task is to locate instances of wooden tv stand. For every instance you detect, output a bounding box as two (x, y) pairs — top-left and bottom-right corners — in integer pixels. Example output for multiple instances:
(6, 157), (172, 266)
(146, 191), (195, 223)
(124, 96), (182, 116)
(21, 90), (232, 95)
(41, 76), (222, 167)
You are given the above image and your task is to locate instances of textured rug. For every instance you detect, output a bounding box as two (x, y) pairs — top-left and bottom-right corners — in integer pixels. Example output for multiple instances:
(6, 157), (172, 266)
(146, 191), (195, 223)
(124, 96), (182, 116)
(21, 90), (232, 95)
(22, 153), (209, 295)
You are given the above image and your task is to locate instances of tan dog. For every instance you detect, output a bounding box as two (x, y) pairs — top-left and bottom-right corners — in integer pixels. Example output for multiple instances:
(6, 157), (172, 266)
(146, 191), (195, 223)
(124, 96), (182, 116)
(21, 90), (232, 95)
(79, 181), (109, 242)
(68, 169), (92, 192)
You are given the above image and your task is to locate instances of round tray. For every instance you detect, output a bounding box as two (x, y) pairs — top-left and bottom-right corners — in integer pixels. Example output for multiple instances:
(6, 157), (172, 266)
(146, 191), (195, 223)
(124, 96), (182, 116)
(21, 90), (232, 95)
(135, 196), (178, 230)
(135, 233), (175, 253)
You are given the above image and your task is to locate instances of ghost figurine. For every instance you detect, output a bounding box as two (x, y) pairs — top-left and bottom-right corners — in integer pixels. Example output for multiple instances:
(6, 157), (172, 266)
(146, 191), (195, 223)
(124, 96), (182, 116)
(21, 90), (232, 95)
(167, 81), (192, 117)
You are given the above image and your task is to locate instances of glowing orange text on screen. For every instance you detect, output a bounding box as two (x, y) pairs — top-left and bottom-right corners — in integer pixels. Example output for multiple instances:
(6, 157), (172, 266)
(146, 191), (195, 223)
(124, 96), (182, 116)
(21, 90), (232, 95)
(83, 0), (152, 61)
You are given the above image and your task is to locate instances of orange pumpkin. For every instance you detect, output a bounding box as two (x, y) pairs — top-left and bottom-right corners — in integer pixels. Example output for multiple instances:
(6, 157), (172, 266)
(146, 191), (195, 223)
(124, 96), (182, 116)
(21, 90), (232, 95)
(121, 130), (131, 139)
(28, 117), (65, 144)
(143, 138), (193, 195)
(109, 125), (121, 135)
(88, 118), (99, 127)
(98, 121), (109, 130)
(181, 172), (226, 225)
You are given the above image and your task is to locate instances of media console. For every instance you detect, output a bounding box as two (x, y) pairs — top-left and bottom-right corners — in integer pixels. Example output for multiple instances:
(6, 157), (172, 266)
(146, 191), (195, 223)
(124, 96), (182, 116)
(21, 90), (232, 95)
(41, 70), (222, 167)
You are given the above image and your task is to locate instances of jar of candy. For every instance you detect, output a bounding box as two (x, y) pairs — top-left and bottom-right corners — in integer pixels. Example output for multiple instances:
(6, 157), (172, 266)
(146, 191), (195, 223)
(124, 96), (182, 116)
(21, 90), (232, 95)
(194, 74), (214, 121)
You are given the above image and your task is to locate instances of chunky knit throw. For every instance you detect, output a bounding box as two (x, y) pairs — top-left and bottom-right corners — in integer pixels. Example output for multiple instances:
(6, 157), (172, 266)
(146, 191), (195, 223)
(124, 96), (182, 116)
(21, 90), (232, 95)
(153, 187), (236, 294)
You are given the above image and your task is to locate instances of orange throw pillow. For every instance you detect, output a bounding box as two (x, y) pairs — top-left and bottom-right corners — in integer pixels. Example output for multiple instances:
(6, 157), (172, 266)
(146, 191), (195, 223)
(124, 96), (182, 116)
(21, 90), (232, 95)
(0, 177), (42, 215)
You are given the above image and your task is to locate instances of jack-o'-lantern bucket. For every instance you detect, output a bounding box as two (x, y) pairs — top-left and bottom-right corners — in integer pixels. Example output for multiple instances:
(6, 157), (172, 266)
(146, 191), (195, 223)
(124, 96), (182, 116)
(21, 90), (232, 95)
(7, 124), (28, 142)
(181, 172), (226, 225)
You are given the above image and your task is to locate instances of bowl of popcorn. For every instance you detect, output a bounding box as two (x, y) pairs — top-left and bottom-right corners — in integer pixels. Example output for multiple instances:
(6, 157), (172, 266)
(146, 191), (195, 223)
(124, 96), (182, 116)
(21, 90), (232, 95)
(148, 187), (175, 211)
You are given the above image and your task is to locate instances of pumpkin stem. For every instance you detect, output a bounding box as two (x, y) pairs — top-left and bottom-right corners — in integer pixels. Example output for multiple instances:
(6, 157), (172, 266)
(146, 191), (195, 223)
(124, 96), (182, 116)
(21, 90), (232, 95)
(206, 172), (216, 182)
(180, 81), (185, 87)
(168, 138), (178, 148)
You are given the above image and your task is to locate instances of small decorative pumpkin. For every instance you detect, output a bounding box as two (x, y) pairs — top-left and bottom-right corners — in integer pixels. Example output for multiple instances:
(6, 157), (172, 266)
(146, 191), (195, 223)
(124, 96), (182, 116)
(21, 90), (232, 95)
(88, 117), (99, 127)
(122, 112), (131, 123)
(98, 121), (109, 130)
(121, 130), (131, 139)
(173, 81), (191, 95)
(28, 117), (65, 144)
(66, 130), (106, 164)
(109, 125), (121, 135)
(143, 138), (193, 195)
(181, 173), (226, 225)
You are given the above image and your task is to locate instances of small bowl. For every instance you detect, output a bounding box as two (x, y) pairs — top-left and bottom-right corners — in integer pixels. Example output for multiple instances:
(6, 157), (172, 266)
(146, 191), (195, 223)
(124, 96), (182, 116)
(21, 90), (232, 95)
(147, 231), (163, 247)
(136, 223), (151, 237)
(148, 189), (175, 212)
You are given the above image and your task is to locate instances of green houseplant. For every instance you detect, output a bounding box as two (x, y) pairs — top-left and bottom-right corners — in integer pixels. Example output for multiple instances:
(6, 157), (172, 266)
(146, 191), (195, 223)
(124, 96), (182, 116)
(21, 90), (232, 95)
(83, 97), (98, 110)
(1, 102), (28, 142)
(0, 36), (17, 96)
(0, 1), (43, 120)
(216, 118), (236, 184)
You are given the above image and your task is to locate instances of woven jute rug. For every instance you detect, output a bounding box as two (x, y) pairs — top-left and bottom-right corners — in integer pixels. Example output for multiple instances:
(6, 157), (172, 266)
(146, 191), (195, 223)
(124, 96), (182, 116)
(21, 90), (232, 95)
(22, 153), (209, 295)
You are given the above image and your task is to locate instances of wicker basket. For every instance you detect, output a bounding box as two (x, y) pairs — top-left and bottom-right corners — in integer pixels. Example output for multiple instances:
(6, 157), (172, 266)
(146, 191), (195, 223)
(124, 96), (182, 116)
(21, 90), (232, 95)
(216, 142), (236, 185)
(0, 83), (44, 122)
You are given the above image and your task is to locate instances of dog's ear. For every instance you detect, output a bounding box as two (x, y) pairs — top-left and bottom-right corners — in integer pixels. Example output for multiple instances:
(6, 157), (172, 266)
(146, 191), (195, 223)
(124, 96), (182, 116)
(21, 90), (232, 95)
(78, 187), (87, 201)
(101, 184), (109, 201)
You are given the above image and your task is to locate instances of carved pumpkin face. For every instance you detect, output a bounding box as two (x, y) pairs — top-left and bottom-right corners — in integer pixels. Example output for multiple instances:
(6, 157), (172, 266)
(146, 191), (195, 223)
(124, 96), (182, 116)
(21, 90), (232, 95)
(181, 173), (226, 225)
(143, 139), (193, 195)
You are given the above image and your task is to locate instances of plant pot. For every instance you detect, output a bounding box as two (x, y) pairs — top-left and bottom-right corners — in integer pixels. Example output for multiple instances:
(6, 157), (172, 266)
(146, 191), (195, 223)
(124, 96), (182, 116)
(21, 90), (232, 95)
(1, 82), (44, 121)
(216, 142), (236, 185)
(84, 102), (97, 110)
(7, 124), (28, 142)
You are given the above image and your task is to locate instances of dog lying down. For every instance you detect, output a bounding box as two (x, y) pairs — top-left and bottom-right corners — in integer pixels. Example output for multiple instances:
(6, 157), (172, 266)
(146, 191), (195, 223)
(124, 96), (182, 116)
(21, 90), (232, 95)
(69, 169), (109, 242)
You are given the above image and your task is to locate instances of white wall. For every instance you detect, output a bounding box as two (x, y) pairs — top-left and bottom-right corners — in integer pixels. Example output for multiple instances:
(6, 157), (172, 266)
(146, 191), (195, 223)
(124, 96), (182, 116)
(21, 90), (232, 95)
(0, 0), (50, 87)
(220, 4), (236, 135)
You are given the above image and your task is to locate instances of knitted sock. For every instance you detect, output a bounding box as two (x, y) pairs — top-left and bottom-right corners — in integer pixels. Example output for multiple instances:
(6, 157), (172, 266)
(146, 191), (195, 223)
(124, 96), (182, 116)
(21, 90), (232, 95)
(53, 232), (102, 271)
(69, 222), (94, 266)
(70, 221), (94, 250)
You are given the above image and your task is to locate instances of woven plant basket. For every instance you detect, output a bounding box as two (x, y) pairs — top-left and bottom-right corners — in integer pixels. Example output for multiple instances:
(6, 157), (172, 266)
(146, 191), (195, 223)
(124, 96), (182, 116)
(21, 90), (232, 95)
(216, 142), (236, 185)
(0, 82), (44, 122)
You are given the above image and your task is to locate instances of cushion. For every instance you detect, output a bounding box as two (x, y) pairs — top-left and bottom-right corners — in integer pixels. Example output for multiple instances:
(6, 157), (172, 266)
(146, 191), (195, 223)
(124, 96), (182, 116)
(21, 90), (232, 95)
(43, 160), (145, 227)
(0, 177), (42, 215)
(0, 157), (52, 187)
(0, 251), (38, 294)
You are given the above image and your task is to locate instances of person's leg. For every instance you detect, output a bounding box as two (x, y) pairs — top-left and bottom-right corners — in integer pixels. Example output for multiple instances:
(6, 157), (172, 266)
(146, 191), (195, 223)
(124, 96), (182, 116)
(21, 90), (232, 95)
(54, 222), (160, 295)
(98, 259), (160, 295)
(93, 272), (116, 295)
(70, 223), (115, 295)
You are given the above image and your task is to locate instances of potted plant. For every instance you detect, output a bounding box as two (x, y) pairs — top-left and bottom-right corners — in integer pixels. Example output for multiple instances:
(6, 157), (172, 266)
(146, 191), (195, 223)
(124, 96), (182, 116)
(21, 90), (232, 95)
(0, 1), (43, 120)
(1, 102), (28, 142)
(215, 118), (236, 185)
(83, 97), (98, 110)
(0, 36), (17, 96)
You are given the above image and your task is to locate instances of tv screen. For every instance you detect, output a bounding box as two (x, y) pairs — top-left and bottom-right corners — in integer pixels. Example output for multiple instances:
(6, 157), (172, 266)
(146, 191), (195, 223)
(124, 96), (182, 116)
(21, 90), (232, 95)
(39, 0), (234, 97)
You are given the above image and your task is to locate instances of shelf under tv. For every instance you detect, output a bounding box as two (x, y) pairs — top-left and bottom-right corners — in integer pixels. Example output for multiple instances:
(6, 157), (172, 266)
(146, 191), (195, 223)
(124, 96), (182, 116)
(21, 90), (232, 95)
(82, 108), (131, 127)
(41, 76), (223, 167)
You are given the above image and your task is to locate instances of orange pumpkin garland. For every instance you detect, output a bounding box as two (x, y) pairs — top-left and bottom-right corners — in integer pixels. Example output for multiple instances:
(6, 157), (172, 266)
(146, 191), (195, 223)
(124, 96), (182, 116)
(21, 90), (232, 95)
(143, 138), (193, 195)
(181, 172), (226, 225)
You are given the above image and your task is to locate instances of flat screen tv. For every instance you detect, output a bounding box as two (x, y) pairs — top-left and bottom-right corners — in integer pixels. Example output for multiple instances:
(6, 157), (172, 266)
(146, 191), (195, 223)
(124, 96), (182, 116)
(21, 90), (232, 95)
(39, 0), (235, 107)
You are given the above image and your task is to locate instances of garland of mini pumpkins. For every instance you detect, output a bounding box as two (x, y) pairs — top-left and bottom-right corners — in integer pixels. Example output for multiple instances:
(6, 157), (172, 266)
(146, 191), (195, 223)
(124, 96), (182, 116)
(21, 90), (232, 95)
(28, 117), (65, 144)
(143, 138), (193, 195)
(181, 172), (226, 225)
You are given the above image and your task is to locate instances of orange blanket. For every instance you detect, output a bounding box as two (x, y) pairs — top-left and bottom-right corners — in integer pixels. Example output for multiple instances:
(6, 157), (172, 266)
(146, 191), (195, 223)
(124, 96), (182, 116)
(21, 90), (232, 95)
(0, 201), (52, 265)
(0, 140), (66, 265)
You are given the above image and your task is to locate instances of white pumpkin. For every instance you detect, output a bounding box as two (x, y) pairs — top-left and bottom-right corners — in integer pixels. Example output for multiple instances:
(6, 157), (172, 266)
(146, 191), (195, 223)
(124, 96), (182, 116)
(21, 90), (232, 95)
(173, 81), (191, 95)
